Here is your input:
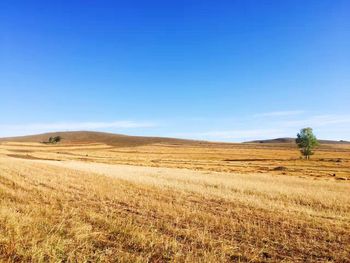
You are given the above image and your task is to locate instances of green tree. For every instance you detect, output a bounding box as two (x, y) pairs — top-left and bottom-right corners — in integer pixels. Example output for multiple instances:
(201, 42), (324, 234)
(47, 136), (61, 144)
(296, 128), (319, 160)
(53, 136), (61, 143)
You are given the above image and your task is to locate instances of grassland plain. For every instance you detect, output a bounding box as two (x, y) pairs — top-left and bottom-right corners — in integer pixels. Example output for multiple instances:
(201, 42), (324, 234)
(0, 141), (349, 262)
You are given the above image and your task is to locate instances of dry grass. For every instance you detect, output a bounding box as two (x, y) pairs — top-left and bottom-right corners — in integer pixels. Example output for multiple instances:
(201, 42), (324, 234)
(0, 142), (349, 262)
(1, 141), (350, 179)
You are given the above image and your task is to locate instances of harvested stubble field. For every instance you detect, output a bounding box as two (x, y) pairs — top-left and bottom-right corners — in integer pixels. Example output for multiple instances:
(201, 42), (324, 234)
(0, 140), (349, 262)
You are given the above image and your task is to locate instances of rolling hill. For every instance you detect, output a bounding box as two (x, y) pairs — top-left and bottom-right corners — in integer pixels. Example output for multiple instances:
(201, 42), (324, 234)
(0, 131), (202, 147)
(245, 137), (350, 144)
(1, 131), (349, 147)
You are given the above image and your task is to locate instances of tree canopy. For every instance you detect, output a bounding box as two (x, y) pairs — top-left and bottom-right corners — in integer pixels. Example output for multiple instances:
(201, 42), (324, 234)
(48, 136), (62, 144)
(296, 128), (318, 159)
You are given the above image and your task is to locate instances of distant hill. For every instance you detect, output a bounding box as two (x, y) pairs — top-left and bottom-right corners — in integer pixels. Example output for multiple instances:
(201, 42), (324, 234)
(1, 132), (349, 147)
(245, 137), (350, 144)
(0, 131), (202, 147)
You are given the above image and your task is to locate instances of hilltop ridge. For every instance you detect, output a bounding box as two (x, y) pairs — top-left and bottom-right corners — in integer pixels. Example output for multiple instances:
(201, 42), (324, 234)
(1, 131), (349, 146)
(0, 131), (202, 147)
(245, 137), (350, 144)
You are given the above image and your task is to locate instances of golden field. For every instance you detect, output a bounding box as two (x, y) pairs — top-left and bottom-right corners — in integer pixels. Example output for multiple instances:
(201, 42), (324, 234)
(0, 139), (349, 262)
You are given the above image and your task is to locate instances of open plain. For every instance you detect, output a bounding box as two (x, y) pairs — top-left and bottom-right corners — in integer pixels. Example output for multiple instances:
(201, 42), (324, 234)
(0, 135), (349, 262)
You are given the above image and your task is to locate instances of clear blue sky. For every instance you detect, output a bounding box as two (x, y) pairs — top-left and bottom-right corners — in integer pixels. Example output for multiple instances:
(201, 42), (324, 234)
(1, 0), (349, 141)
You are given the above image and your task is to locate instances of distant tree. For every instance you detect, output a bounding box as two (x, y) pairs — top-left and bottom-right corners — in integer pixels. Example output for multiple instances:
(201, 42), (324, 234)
(47, 136), (61, 144)
(53, 136), (61, 143)
(296, 128), (318, 160)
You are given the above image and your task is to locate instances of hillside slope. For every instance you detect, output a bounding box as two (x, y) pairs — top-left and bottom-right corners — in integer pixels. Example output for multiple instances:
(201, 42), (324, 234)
(245, 137), (350, 144)
(0, 131), (201, 147)
(1, 132), (349, 147)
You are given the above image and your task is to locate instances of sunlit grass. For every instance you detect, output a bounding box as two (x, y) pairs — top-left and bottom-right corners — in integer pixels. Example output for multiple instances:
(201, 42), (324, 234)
(0, 154), (349, 262)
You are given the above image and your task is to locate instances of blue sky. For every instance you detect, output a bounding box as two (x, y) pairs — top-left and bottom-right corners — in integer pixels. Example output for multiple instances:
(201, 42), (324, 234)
(0, 0), (349, 141)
